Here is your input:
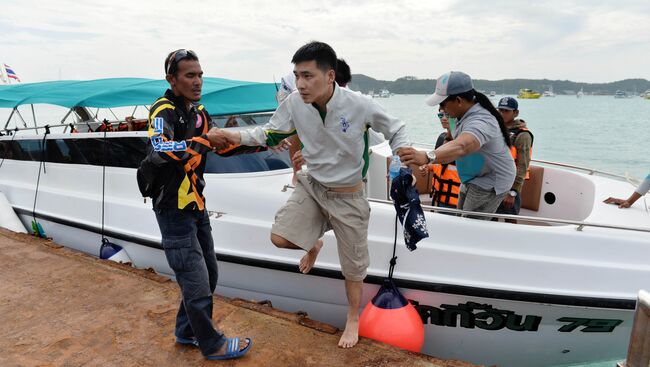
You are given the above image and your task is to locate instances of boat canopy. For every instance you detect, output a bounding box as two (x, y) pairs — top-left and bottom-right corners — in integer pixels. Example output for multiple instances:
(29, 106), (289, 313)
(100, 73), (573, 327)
(0, 77), (279, 116)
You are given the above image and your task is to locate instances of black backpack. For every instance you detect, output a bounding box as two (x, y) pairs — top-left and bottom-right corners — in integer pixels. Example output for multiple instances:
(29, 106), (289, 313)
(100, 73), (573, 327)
(136, 144), (162, 198)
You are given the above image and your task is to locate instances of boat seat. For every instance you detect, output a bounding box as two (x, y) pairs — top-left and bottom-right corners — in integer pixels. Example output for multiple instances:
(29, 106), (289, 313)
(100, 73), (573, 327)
(520, 165), (544, 211)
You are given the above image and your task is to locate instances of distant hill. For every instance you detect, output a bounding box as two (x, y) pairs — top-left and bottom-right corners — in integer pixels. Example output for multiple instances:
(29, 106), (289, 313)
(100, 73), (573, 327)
(348, 75), (650, 96)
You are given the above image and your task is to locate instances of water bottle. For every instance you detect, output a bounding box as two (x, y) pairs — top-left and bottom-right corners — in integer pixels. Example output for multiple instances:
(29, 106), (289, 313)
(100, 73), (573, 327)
(389, 155), (401, 180)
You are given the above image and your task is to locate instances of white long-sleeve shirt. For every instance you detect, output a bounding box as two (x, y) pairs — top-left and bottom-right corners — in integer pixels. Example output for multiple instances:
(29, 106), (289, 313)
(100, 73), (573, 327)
(240, 84), (410, 187)
(635, 173), (650, 195)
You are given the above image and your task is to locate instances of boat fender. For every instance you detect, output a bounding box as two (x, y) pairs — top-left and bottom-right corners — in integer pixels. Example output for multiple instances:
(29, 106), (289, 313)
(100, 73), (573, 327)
(31, 220), (46, 238)
(0, 192), (27, 233)
(99, 238), (132, 264)
(359, 278), (424, 352)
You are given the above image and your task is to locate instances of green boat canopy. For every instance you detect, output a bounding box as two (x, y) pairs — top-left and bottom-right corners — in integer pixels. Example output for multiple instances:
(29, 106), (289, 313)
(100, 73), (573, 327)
(0, 78), (279, 116)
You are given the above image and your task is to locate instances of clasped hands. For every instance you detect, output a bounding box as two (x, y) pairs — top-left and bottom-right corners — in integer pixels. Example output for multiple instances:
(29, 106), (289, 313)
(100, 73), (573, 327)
(207, 127), (294, 153)
(207, 127), (240, 151)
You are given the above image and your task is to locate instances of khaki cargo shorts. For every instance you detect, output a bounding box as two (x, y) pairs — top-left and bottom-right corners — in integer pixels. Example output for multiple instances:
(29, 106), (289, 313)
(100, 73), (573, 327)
(271, 171), (370, 281)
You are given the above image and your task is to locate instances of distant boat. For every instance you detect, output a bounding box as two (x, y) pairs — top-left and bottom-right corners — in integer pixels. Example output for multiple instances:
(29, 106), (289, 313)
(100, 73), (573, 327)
(614, 90), (627, 99)
(542, 86), (556, 97)
(518, 88), (541, 99)
(489, 91), (496, 97)
(576, 87), (584, 98)
(378, 89), (391, 98)
(644, 90), (650, 100)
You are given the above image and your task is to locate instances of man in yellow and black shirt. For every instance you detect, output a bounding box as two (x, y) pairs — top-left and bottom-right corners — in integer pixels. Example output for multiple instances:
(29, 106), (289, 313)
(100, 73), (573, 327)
(141, 49), (252, 361)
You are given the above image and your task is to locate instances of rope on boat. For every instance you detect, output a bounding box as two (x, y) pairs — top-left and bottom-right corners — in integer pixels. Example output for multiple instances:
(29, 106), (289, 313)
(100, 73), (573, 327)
(97, 131), (130, 263)
(100, 129), (112, 252)
(388, 214), (398, 279)
(31, 125), (50, 238)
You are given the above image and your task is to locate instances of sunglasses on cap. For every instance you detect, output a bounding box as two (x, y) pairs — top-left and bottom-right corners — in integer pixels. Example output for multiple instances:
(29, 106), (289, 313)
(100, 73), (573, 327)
(166, 49), (197, 74)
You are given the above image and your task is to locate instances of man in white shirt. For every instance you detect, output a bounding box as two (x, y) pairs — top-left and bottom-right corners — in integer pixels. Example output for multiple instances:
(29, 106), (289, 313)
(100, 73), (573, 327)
(222, 41), (409, 348)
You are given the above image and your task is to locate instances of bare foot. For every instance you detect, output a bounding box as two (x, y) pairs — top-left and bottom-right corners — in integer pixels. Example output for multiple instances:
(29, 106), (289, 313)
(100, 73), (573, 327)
(338, 317), (359, 348)
(299, 239), (323, 274)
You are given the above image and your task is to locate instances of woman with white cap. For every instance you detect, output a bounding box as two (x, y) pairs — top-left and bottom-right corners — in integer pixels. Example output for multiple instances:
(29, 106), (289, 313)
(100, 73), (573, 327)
(399, 71), (516, 218)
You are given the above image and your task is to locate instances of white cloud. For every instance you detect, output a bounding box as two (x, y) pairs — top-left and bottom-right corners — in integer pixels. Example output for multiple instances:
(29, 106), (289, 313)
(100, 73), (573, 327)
(1, 0), (649, 83)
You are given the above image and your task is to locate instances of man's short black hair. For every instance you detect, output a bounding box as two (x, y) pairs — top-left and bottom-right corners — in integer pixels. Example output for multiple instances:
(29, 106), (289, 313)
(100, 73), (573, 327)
(165, 49), (199, 76)
(335, 58), (351, 86)
(291, 41), (337, 73)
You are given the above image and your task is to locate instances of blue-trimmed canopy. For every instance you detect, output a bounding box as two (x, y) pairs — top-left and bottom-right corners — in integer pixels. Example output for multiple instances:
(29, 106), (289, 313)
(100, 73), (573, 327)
(0, 77), (279, 115)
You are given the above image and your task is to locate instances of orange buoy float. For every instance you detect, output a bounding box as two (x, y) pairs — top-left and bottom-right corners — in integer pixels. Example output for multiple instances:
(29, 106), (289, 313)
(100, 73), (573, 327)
(359, 278), (425, 352)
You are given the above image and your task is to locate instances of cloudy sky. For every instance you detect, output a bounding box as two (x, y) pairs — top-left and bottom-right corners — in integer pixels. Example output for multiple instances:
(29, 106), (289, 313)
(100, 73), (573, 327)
(2, 0), (649, 84)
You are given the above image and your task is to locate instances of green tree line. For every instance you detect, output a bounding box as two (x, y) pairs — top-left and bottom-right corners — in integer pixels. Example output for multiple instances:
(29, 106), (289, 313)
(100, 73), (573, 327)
(349, 75), (650, 96)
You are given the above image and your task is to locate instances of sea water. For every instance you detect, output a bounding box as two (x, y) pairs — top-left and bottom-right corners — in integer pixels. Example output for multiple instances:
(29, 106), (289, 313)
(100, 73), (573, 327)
(375, 94), (649, 181)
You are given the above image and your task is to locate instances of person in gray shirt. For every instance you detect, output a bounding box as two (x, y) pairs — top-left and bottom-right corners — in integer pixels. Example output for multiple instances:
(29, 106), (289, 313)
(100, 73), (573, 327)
(400, 71), (516, 218)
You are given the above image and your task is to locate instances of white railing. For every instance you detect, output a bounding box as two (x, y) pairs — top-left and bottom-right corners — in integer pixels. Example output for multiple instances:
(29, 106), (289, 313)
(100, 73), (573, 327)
(280, 183), (650, 233)
(414, 142), (637, 182)
(369, 197), (650, 233)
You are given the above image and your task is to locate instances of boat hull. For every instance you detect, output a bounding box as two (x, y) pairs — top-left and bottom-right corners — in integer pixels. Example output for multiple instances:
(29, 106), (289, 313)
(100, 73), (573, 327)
(2, 135), (647, 367)
(11, 210), (633, 367)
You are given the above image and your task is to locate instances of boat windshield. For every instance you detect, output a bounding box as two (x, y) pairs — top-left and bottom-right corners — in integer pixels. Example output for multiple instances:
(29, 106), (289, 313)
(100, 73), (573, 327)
(0, 136), (291, 174)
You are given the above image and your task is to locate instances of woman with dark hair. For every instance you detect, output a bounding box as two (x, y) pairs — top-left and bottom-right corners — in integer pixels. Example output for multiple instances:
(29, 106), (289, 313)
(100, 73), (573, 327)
(400, 71), (515, 218)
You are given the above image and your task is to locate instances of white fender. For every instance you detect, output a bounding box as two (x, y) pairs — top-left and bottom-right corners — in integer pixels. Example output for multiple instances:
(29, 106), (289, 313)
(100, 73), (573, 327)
(0, 192), (27, 233)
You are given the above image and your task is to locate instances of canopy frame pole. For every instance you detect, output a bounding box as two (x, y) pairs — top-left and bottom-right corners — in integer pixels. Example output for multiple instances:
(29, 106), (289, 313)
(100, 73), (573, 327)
(30, 104), (38, 132)
(3, 108), (16, 130)
(61, 109), (74, 133)
(107, 108), (119, 121)
(14, 109), (31, 133)
(130, 105), (138, 117)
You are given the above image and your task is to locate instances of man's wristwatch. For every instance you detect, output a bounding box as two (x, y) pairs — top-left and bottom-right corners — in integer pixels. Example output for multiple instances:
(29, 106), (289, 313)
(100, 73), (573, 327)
(426, 150), (436, 164)
(508, 190), (518, 197)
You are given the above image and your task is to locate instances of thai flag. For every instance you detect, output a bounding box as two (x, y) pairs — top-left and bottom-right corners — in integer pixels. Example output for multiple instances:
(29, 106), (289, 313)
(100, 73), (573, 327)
(4, 64), (20, 82)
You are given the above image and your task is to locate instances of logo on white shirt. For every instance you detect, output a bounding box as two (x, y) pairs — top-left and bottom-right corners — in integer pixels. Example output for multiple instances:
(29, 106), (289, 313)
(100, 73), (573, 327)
(340, 117), (350, 132)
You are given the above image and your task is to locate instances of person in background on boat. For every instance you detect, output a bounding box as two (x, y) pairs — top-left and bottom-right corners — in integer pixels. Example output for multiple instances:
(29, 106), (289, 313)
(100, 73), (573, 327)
(604, 173), (650, 208)
(400, 71), (515, 219)
(220, 41), (410, 348)
(418, 107), (461, 208)
(495, 97), (533, 222)
(224, 115), (239, 128)
(125, 116), (148, 131)
(335, 58), (352, 88)
(141, 49), (251, 361)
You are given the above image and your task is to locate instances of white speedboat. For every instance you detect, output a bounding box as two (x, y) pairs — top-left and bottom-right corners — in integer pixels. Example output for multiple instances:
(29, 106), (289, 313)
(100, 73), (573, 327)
(1, 79), (649, 367)
(543, 86), (556, 97)
(379, 89), (391, 98)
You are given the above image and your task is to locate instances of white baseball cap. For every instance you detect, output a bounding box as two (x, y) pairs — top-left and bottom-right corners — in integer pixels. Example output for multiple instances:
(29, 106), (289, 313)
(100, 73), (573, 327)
(424, 71), (475, 106)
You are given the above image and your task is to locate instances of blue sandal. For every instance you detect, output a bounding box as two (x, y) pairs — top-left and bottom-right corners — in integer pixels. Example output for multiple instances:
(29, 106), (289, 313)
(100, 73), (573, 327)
(205, 337), (252, 360)
(175, 336), (199, 348)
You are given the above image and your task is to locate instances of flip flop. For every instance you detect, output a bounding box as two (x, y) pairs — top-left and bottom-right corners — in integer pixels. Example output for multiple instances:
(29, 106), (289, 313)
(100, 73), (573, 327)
(205, 337), (252, 360)
(175, 336), (199, 348)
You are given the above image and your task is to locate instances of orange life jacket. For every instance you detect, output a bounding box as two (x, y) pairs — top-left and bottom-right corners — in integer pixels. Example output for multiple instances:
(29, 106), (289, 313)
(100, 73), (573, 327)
(509, 127), (534, 180)
(430, 163), (461, 207)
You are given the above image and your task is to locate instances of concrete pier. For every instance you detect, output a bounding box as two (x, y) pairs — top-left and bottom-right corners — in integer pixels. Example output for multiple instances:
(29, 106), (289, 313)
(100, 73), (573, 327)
(0, 228), (478, 367)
